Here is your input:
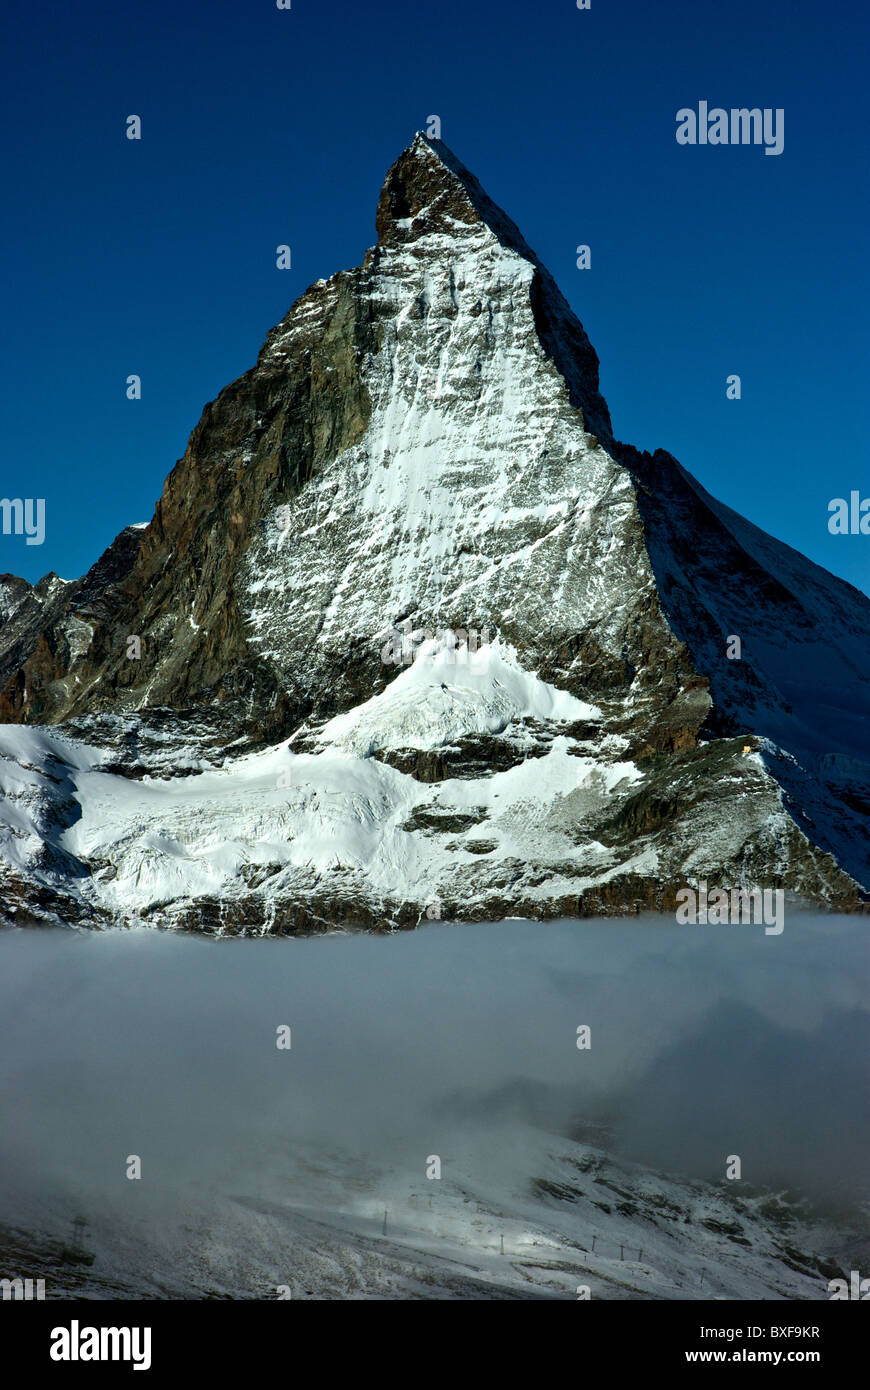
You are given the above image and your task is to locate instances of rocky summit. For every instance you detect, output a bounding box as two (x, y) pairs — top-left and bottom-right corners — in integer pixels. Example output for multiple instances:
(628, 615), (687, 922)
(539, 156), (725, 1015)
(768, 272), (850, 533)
(1, 133), (868, 931)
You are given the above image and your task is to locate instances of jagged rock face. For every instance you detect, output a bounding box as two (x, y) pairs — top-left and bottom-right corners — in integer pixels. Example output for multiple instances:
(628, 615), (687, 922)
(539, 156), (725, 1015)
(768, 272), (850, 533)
(0, 133), (867, 929)
(619, 448), (870, 886)
(0, 279), (373, 739)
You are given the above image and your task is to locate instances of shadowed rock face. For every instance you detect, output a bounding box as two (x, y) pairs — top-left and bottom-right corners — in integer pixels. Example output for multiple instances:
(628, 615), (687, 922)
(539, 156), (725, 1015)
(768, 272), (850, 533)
(0, 133), (867, 929)
(0, 271), (375, 742)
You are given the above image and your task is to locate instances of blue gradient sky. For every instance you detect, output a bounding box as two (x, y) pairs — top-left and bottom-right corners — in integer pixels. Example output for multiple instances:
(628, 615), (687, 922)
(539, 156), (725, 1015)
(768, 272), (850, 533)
(2, 0), (868, 593)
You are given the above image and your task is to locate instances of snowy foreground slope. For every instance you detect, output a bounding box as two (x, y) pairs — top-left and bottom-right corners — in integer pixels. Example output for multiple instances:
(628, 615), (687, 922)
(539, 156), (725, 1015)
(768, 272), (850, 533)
(2, 1127), (859, 1301)
(0, 134), (868, 928)
(0, 638), (860, 929)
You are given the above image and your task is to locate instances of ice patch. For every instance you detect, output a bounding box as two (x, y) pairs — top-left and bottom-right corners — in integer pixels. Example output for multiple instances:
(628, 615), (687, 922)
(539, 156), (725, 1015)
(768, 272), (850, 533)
(318, 638), (599, 756)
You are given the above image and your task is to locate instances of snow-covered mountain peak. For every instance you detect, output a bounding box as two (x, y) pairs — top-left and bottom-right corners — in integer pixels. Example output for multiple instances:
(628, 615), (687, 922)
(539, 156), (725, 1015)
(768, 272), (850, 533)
(376, 133), (538, 263)
(0, 135), (867, 929)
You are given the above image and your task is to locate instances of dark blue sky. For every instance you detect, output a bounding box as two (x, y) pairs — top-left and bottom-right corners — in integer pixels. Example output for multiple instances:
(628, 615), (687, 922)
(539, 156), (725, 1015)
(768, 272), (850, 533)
(2, 0), (867, 593)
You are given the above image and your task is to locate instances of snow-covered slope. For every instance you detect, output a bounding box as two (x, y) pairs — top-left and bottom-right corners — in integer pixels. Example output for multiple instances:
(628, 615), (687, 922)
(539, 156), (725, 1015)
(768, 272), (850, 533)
(316, 639), (597, 755)
(3, 1124), (858, 1300)
(0, 638), (856, 930)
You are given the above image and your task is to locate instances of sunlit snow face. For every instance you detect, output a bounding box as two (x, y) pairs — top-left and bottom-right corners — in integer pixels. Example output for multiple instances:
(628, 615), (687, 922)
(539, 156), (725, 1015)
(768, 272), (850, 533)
(0, 641), (638, 924)
(316, 636), (599, 757)
(239, 206), (646, 689)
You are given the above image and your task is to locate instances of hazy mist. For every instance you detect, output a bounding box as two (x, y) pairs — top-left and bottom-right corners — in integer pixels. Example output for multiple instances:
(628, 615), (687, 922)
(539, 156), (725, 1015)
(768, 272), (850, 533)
(1, 914), (868, 1239)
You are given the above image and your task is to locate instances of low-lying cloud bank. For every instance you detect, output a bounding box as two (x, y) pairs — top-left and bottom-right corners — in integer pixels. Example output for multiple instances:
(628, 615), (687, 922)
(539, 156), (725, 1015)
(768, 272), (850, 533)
(0, 915), (867, 1226)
